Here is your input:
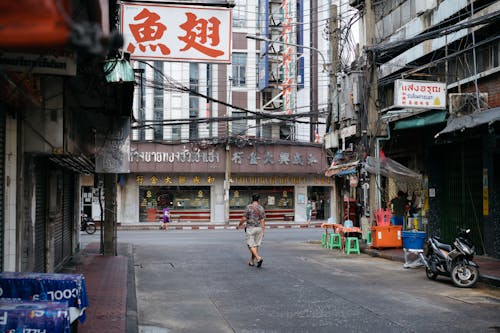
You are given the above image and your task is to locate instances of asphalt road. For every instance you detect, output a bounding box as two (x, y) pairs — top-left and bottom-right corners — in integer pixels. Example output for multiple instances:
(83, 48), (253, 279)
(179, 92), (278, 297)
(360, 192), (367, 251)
(81, 229), (500, 333)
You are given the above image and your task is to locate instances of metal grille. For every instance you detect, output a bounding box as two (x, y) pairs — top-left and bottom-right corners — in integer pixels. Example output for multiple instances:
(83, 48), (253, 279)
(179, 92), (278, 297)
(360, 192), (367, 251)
(440, 141), (484, 254)
(34, 158), (47, 272)
(62, 172), (75, 259)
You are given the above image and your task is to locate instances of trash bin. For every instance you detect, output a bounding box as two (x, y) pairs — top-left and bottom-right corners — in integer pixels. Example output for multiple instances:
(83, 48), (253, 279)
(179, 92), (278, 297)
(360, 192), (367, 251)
(402, 231), (426, 250)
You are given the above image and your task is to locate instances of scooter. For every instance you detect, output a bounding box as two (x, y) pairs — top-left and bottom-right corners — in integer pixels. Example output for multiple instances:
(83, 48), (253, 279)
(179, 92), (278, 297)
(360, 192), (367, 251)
(81, 214), (97, 234)
(420, 228), (479, 288)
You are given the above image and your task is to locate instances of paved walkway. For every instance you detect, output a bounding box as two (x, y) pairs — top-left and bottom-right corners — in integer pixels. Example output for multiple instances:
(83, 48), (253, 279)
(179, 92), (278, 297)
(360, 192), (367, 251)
(65, 223), (500, 332)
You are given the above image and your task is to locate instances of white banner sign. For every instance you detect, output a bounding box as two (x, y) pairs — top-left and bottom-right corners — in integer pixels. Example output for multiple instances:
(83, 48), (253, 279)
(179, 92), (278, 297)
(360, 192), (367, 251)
(121, 3), (232, 63)
(394, 79), (446, 109)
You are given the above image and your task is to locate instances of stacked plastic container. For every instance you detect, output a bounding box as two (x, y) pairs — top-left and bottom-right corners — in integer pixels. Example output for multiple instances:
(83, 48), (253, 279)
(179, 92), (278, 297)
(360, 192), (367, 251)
(371, 209), (403, 248)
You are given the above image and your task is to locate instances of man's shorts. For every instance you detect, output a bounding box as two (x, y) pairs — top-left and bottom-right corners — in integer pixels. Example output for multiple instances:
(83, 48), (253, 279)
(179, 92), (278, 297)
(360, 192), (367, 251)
(245, 226), (263, 248)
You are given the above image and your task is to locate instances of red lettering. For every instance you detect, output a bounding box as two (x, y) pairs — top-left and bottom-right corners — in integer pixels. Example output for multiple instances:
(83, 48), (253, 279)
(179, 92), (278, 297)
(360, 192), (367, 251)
(127, 8), (171, 55)
(178, 12), (224, 58)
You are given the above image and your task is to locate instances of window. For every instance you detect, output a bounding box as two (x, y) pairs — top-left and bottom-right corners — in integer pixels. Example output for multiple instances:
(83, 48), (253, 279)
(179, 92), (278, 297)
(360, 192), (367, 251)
(232, 53), (247, 87)
(262, 124), (272, 139)
(153, 61), (164, 140)
(232, 111), (247, 135)
(232, 0), (247, 27)
(134, 62), (147, 141)
(139, 186), (211, 222)
(189, 63), (199, 140)
(171, 125), (181, 141)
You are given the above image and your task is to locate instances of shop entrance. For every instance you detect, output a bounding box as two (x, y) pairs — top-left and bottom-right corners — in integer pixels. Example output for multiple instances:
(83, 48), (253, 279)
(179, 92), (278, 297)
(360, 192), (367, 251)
(229, 186), (294, 221)
(308, 186), (330, 221)
(139, 186), (211, 222)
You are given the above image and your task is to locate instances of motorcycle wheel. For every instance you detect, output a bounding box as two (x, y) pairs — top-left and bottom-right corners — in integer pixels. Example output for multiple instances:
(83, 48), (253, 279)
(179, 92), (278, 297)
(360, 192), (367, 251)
(86, 224), (97, 235)
(450, 262), (479, 288)
(425, 267), (438, 280)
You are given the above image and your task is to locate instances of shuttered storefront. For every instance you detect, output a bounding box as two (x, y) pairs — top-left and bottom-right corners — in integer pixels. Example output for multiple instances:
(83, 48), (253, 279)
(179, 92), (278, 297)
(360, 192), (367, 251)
(52, 168), (76, 269)
(438, 140), (484, 254)
(0, 112), (5, 271)
(62, 172), (75, 260)
(34, 158), (48, 272)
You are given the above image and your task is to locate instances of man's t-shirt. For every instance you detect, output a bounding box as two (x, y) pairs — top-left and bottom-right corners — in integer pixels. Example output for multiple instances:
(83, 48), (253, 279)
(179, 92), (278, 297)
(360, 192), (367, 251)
(243, 203), (266, 227)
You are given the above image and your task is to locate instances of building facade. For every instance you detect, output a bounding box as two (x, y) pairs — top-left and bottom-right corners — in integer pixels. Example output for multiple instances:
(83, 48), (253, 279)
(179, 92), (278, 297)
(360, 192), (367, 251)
(0, 1), (132, 271)
(334, 0), (500, 257)
(115, 0), (334, 225)
(118, 142), (330, 223)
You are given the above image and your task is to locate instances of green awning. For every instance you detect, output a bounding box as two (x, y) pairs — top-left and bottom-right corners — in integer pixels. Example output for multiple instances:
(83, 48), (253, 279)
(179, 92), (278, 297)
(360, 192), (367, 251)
(394, 111), (448, 130)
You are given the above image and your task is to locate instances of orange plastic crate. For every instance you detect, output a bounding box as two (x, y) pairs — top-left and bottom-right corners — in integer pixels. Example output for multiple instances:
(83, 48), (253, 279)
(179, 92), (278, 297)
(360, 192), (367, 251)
(370, 225), (402, 248)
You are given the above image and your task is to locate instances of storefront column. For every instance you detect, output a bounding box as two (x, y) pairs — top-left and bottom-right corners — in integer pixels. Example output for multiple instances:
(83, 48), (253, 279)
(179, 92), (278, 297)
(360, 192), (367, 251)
(296, 185), (307, 222)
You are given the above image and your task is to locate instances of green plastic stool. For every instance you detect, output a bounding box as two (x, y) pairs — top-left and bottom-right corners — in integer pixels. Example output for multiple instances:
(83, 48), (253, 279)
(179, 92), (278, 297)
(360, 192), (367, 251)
(328, 233), (342, 250)
(345, 237), (360, 254)
(366, 231), (372, 245)
(321, 233), (327, 248)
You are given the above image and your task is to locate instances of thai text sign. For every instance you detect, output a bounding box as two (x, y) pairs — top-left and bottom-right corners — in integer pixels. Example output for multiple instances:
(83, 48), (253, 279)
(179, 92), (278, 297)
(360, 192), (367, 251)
(394, 79), (446, 109)
(121, 3), (232, 63)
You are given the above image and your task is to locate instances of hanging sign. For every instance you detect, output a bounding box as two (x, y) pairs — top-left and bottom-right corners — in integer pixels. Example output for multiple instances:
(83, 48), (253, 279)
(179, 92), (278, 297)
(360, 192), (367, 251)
(121, 2), (232, 63)
(394, 79), (446, 109)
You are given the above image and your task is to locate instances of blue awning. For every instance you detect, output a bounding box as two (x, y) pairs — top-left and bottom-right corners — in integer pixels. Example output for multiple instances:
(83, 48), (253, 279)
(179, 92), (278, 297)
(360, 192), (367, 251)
(325, 160), (359, 177)
(336, 168), (358, 176)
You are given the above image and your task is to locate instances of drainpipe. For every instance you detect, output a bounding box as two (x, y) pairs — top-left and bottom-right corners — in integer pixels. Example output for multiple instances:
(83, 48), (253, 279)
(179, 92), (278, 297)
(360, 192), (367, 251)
(375, 125), (391, 209)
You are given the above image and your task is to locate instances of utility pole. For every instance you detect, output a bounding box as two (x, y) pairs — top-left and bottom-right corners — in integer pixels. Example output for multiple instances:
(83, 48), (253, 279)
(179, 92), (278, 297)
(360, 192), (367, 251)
(103, 173), (117, 256)
(329, 4), (338, 133)
(365, 0), (380, 220)
(329, 4), (341, 224)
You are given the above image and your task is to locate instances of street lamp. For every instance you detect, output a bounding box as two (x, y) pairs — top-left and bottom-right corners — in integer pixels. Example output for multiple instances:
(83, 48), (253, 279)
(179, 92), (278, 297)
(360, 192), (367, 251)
(246, 34), (328, 72)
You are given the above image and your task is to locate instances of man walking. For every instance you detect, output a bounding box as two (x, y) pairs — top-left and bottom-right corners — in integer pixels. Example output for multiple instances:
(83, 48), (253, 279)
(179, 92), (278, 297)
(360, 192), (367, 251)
(237, 194), (266, 267)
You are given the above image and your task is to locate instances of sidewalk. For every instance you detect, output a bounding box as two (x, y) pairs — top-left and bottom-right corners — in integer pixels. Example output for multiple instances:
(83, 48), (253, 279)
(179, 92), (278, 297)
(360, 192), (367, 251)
(360, 244), (500, 287)
(66, 223), (500, 333)
(61, 242), (134, 333)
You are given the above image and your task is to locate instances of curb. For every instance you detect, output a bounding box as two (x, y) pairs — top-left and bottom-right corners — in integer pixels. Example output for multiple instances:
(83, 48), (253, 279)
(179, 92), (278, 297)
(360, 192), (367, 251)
(116, 223), (324, 231)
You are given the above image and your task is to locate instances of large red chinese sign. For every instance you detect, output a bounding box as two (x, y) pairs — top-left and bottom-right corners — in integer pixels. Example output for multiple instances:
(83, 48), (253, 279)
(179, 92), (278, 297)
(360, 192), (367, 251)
(121, 3), (232, 63)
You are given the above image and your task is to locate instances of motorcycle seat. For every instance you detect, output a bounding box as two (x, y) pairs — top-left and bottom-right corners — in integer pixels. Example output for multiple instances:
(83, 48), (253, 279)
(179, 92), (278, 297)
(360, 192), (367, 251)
(434, 239), (452, 252)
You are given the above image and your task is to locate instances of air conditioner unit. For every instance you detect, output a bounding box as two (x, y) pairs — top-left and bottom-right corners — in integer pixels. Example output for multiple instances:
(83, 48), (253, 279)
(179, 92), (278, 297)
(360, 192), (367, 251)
(449, 93), (488, 115)
(324, 132), (339, 149)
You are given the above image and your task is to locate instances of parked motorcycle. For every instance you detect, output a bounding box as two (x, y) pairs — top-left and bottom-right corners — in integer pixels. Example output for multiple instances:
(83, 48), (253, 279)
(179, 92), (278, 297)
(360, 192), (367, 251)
(81, 214), (97, 234)
(420, 228), (479, 288)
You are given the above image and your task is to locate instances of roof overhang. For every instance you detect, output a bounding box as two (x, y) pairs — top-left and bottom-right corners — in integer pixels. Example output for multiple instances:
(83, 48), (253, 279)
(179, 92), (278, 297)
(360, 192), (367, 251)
(435, 107), (500, 138)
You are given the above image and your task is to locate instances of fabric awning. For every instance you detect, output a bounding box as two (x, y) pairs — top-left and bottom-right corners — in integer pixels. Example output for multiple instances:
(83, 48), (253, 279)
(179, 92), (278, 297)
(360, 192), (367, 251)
(363, 156), (421, 181)
(325, 160), (359, 177)
(435, 107), (500, 138)
(394, 110), (447, 130)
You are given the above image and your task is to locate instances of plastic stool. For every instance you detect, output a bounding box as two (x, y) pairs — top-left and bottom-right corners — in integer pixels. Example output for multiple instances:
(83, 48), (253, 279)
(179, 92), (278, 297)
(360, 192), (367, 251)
(366, 231), (372, 245)
(328, 233), (342, 250)
(345, 237), (360, 254)
(321, 233), (327, 248)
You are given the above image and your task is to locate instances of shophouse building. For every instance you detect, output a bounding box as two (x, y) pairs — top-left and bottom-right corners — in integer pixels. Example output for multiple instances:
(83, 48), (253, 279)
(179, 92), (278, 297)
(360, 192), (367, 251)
(334, 0), (500, 257)
(0, 1), (132, 271)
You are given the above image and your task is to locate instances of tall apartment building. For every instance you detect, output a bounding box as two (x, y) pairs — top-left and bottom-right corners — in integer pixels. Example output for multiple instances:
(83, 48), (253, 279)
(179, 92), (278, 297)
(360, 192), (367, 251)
(116, 0), (333, 225)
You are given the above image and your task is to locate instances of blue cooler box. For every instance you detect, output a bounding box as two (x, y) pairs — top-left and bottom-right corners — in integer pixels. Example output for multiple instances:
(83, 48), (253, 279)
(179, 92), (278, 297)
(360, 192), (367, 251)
(402, 231), (426, 249)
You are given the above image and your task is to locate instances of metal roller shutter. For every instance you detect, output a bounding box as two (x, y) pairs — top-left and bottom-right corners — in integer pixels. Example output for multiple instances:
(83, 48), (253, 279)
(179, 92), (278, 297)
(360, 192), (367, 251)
(34, 158), (48, 272)
(440, 141), (483, 254)
(62, 172), (75, 260)
(0, 112), (5, 271)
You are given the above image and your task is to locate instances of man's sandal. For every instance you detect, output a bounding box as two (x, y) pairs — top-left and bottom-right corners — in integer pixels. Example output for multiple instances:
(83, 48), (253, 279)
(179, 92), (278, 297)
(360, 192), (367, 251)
(256, 257), (264, 268)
